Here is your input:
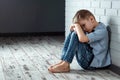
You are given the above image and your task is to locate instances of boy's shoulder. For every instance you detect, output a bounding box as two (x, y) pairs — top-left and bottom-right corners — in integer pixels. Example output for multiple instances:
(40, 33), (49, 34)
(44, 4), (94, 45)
(95, 22), (107, 30)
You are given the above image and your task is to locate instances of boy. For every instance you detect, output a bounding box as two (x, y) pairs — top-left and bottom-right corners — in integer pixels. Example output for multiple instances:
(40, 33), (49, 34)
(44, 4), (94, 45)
(48, 9), (111, 73)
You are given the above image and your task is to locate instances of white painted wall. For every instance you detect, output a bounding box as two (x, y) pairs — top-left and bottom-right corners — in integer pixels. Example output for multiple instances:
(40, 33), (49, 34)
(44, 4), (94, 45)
(65, 0), (120, 67)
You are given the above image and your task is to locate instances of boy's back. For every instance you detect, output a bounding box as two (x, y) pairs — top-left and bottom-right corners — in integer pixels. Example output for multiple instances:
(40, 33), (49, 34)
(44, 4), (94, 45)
(87, 22), (111, 68)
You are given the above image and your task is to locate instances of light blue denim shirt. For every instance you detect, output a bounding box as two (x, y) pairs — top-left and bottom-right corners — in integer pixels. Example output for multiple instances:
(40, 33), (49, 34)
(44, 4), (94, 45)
(87, 22), (111, 68)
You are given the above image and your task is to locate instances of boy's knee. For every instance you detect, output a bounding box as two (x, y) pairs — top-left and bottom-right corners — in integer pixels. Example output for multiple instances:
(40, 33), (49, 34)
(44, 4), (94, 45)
(71, 31), (77, 36)
(70, 31), (78, 41)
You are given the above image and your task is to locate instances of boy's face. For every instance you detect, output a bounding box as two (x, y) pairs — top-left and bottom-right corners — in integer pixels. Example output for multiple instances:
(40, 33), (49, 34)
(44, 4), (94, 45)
(79, 17), (94, 33)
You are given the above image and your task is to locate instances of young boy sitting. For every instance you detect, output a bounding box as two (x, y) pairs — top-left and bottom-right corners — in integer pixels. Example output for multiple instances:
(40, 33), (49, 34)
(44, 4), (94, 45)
(48, 9), (111, 73)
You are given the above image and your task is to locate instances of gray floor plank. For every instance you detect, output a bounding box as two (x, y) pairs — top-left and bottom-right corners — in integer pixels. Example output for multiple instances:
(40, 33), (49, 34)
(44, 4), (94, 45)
(7, 38), (44, 80)
(0, 39), (25, 80)
(0, 57), (5, 80)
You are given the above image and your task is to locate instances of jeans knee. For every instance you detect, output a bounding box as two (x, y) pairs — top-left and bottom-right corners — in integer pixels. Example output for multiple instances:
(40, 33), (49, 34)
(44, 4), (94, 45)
(71, 31), (77, 37)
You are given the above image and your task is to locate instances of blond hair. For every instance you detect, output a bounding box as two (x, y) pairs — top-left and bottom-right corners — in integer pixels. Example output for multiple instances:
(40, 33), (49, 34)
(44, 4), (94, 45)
(72, 9), (95, 23)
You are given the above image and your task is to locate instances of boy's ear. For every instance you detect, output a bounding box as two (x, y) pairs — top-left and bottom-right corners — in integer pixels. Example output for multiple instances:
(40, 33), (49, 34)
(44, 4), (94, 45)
(90, 16), (94, 23)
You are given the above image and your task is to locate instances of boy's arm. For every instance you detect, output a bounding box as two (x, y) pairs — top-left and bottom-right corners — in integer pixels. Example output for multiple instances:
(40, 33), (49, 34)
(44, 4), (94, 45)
(74, 23), (89, 43)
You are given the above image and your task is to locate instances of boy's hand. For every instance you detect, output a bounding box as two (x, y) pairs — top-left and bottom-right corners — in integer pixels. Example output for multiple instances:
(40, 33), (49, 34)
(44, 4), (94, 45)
(74, 23), (80, 28)
(70, 24), (75, 31)
(70, 23), (83, 32)
(73, 23), (84, 31)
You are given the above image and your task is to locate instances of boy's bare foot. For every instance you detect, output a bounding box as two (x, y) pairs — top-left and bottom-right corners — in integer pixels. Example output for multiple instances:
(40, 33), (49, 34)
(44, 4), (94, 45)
(49, 60), (63, 68)
(48, 61), (70, 73)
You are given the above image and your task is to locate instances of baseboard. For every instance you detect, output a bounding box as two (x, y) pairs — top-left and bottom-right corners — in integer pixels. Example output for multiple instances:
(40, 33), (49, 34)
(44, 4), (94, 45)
(0, 32), (65, 37)
(109, 64), (120, 75)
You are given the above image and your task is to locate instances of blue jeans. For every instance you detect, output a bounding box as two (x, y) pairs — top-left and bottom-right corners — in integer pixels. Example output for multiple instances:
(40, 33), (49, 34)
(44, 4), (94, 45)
(61, 31), (94, 70)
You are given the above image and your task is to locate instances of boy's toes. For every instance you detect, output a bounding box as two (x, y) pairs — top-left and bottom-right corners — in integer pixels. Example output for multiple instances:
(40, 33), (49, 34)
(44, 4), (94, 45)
(48, 64), (70, 73)
(48, 65), (55, 71)
(48, 67), (51, 72)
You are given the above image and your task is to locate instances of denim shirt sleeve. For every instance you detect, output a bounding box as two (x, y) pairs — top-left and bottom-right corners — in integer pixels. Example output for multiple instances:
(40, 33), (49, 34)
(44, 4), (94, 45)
(86, 29), (106, 44)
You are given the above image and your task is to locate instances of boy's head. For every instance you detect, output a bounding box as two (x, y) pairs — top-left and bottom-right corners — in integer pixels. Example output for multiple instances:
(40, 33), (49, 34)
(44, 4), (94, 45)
(73, 9), (98, 32)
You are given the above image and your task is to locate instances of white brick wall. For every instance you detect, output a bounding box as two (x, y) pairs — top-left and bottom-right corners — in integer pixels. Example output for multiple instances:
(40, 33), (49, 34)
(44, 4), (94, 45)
(83, 1), (91, 8)
(65, 0), (120, 67)
(95, 9), (105, 15)
(106, 9), (117, 16)
(101, 1), (111, 8)
(91, 1), (100, 8)
(112, 1), (120, 9)
(118, 10), (120, 16)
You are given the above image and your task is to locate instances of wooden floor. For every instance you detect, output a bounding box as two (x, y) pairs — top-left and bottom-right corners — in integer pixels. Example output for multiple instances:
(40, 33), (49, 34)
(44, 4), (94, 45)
(0, 35), (120, 80)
